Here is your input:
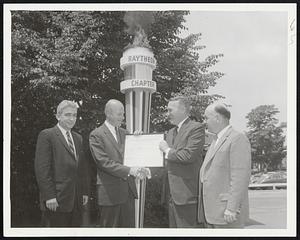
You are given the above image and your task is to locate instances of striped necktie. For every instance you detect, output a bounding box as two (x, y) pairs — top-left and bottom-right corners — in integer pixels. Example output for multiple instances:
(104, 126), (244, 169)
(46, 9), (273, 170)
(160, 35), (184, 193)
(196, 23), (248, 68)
(66, 131), (76, 159)
(115, 127), (121, 144)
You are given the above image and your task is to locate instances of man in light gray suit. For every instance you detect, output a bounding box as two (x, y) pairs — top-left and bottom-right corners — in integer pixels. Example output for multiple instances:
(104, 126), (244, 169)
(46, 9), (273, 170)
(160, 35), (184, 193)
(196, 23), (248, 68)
(198, 103), (251, 228)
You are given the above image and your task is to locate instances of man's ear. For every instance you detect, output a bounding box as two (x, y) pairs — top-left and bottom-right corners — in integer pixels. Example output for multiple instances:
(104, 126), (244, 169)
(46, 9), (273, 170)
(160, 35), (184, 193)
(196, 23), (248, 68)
(216, 114), (221, 123)
(55, 113), (60, 121)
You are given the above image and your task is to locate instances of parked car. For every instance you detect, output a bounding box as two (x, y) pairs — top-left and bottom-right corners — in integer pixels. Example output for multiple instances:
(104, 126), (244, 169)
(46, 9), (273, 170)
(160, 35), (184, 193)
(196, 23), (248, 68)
(258, 171), (286, 184)
(249, 171), (287, 190)
(250, 172), (264, 184)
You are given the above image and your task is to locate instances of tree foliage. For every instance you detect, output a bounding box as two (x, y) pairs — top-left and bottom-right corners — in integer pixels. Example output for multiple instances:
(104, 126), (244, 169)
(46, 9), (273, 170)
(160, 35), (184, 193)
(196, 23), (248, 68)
(246, 105), (286, 172)
(11, 10), (224, 226)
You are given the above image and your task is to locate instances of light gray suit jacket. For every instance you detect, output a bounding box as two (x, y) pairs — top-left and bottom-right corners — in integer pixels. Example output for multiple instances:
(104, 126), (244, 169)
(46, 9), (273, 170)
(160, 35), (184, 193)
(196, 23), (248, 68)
(199, 126), (251, 225)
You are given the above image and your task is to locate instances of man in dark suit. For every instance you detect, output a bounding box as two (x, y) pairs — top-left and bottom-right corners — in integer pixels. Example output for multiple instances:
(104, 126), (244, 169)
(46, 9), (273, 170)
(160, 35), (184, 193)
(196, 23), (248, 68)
(159, 96), (205, 228)
(34, 100), (89, 227)
(89, 99), (148, 228)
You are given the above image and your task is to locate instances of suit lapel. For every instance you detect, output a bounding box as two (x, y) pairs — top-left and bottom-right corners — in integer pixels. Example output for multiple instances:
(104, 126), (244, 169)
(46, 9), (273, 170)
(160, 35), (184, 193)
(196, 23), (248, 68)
(54, 126), (75, 158)
(200, 139), (216, 178)
(71, 131), (80, 161)
(118, 128), (126, 156)
(103, 124), (123, 156)
(173, 118), (190, 147)
(208, 126), (232, 161)
(201, 127), (233, 179)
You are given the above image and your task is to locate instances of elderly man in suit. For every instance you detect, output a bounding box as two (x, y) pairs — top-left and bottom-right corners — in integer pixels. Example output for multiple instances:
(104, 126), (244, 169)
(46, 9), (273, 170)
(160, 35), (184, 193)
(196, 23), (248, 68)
(159, 96), (205, 228)
(199, 103), (251, 228)
(34, 100), (89, 227)
(89, 99), (149, 228)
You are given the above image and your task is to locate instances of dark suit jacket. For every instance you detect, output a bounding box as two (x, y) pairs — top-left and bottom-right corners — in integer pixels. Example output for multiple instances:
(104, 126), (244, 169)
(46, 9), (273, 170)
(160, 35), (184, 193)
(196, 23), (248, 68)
(164, 118), (205, 205)
(34, 125), (88, 212)
(89, 123), (138, 206)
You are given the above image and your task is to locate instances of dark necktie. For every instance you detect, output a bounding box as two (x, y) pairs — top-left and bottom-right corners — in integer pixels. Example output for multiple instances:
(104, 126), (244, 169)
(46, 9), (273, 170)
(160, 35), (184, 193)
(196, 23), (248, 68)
(66, 131), (76, 159)
(115, 127), (121, 144)
(172, 126), (178, 145)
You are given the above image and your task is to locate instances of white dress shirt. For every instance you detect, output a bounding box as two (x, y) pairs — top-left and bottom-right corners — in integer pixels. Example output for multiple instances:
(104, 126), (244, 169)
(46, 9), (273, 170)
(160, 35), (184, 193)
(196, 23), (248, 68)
(105, 120), (118, 142)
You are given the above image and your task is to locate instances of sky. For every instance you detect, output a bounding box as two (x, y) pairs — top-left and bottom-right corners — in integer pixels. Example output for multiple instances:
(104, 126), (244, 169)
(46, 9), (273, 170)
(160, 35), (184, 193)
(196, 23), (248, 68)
(182, 11), (288, 132)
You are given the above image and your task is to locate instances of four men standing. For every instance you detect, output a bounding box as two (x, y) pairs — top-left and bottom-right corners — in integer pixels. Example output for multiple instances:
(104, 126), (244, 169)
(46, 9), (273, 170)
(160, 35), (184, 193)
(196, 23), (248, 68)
(35, 98), (251, 228)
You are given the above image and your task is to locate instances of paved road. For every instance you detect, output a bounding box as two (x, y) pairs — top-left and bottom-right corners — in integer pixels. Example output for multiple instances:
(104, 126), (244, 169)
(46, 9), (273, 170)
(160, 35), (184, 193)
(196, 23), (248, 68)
(245, 189), (287, 229)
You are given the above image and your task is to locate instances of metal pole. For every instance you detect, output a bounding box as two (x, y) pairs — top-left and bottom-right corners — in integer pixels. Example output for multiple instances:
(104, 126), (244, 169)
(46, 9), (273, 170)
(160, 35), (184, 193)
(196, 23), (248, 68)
(120, 46), (156, 228)
(139, 178), (146, 227)
(135, 179), (141, 228)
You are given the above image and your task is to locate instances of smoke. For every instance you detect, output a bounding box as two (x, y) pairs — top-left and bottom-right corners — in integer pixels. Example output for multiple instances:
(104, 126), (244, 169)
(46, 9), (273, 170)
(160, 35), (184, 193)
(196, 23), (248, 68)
(123, 11), (155, 36)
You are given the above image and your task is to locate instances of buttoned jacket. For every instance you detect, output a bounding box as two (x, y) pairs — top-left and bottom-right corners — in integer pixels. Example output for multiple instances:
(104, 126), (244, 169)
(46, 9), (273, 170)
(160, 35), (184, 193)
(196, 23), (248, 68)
(89, 123), (137, 206)
(199, 127), (251, 225)
(35, 126), (88, 212)
(165, 118), (205, 205)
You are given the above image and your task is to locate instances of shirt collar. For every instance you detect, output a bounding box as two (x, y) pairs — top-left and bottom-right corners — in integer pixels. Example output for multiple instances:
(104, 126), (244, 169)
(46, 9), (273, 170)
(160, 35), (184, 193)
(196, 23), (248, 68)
(177, 117), (189, 131)
(105, 120), (116, 133)
(57, 123), (69, 135)
(217, 125), (231, 140)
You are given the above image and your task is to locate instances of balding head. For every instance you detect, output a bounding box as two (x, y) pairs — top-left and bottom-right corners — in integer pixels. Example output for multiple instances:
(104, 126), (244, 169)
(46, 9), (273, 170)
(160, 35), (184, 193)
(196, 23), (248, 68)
(105, 99), (124, 127)
(204, 103), (230, 134)
(206, 103), (231, 119)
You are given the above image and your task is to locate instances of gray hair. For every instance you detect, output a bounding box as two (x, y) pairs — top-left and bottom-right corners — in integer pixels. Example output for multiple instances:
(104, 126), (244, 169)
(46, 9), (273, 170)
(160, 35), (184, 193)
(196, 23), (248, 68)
(56, 100), (78, 115)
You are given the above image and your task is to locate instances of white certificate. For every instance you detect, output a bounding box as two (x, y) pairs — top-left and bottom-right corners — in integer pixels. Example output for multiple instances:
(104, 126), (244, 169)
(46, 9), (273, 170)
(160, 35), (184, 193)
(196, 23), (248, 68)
(123, 134), (164, 167)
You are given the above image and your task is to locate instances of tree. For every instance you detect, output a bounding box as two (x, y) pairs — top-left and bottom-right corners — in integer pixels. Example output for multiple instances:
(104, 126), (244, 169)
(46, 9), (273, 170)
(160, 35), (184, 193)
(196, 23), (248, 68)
(246, 105), (286, 172)
(11, 10), (130, 226)
(149, 12), (224, 130)
(11, 10), (224, 226)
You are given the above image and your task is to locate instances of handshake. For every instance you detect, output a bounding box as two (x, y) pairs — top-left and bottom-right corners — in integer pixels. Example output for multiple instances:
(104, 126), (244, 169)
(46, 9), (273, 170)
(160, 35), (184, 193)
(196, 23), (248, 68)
(129, 167), (151, 180)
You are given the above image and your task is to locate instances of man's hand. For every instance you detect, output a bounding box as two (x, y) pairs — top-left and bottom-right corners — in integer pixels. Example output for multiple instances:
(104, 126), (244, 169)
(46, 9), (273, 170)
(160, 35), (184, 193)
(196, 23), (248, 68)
(224, 209), (237, 223)
(129, 167), (151, 180)
(129, 167), (141, 177)
(46, 198), (59, 211)
(159, 140), (169, 153)
(133, 130), (143, 135)
(136, 168), (151, 180)
(83, 195), (89, 205)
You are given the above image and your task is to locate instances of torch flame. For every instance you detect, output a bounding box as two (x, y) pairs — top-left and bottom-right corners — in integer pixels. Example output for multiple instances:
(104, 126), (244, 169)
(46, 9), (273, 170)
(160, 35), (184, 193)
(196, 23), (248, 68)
(132, 25), (151, 48)
(123, 11), (154, 50)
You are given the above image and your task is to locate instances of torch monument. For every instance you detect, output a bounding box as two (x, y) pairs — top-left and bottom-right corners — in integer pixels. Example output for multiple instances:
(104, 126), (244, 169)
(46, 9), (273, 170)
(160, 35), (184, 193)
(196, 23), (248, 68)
(120, 33), (156, 228)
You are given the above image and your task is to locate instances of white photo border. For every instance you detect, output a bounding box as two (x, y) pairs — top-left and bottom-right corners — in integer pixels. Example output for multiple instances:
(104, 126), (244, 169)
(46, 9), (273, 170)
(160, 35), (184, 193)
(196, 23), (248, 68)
(3, 3), (296, 237)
